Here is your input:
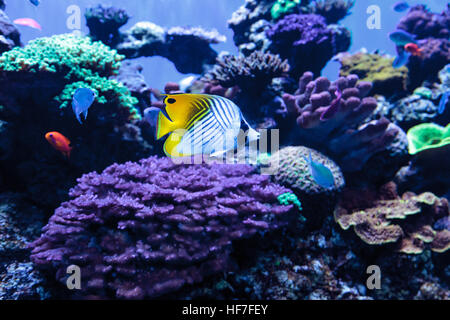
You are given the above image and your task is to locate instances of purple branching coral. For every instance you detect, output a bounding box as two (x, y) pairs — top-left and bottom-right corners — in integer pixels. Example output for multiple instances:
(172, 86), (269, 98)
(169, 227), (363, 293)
(266, 13), (350, 78)
(29, 157), (301, 299)
(282, 72), (401, 172)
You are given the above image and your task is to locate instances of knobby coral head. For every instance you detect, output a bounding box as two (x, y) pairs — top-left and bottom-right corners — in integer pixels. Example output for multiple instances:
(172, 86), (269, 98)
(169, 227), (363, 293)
(29, 156), (302, 299)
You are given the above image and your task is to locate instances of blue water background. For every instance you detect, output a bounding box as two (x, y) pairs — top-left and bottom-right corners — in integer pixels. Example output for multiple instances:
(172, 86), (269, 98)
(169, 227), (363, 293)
(4, 0), (448, 90)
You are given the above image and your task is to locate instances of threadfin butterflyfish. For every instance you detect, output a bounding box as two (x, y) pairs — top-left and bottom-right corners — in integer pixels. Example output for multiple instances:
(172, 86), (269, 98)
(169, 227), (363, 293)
(147, 94), (260, 158)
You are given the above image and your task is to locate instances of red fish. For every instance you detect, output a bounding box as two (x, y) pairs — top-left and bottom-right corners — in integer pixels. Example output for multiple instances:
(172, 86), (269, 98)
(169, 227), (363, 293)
(13, 18), (42, 31)
(45, 132), (72, 158)
(404, 43), (422, 57)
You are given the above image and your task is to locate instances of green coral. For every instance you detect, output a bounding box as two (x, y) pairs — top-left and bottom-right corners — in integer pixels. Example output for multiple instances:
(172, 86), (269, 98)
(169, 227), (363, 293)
(407, 123), (450, 155)
(277, 192), (302, 211)
(0, 33), (140, 120)
(339, 52), (408, 97)
(271, 0), (301, 20)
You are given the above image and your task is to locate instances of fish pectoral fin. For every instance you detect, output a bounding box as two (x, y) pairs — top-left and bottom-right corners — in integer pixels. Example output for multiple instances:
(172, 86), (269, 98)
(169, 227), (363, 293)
(163, 131), (185, 158)
(156, 111), (177, 140)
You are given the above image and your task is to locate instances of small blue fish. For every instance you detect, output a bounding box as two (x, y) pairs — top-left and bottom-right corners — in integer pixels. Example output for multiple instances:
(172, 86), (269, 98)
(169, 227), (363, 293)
(438, 91), (449, 114)
(72, 88), (96, 124)
(304, 151), (335, 189)
(393, 2), (409, 12)
(392, 51), (410, 68)
(389, 30), (416, 46)
(29, 0), (40, 6)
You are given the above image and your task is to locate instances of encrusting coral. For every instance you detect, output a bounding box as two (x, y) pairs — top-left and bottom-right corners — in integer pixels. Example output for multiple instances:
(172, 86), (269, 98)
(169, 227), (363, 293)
(339, 52), (408, 97)
(281, 72), (402, 172)
(334, 182), (450, 254)
(29, 156), (303, 299)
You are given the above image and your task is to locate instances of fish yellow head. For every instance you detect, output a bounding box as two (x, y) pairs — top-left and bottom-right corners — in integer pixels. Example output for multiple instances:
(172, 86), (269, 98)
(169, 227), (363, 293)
(156, 94), (214, 157)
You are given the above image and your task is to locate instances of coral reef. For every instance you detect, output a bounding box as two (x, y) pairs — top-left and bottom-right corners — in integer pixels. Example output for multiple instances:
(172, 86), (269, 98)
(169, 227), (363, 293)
(266, 13), (350, 78)
(406, 38), (450, 90)
(338, 52), (408, 98)
(117, 23), (225, 74)
(30, 157), (302, 299)
(202, 51), (292, 127)
(334, 182), (450, 254)
(0, 34), (139, 119)
(85, 4), (130, 47)
(85, 5), (225, 74)
(307, 0), (355, 24)
(204, 51), (290, 94)
(228, 0), (277, 53)
(395, 126), (450, 197)
(110, 60), (152, 114)
(407, 123), (450, 155)
(397, 5), (450, 40)
(0, 193), (48, 299)
(0, 8), (21, 54)
(0, 34), (152, 209)
(268, 146), (345, 225)
(372, 95), (440, 131)
(281, 72), (405, 172)
(171, 214), (449, 300)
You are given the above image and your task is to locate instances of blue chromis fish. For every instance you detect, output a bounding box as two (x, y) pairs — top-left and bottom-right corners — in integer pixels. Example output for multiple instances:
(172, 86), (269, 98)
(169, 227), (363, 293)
(438, 91), (449, 114)
(29, 0), (40, 6)
(393, 2), (409, 12)
(72, 88), (96, 124)
(147, 93), (260, 158)
(392, 46), (410, 68)
(304, 151), (335, 189)
(389, 30), (416, 46)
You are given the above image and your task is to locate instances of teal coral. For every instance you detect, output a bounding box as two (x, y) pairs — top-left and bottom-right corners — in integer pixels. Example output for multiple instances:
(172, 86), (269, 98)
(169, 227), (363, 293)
(277, 192), (303, 211)
(271, 0), (301, 20)
(0, 34), (140, 120)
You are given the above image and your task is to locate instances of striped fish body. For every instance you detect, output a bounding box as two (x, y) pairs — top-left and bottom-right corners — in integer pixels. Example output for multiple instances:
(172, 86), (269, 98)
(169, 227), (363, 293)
(155, 94), (258, 158)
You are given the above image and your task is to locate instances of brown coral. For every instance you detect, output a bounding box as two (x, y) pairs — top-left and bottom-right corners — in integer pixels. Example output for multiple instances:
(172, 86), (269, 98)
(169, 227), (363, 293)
(334, 182), (450, 254)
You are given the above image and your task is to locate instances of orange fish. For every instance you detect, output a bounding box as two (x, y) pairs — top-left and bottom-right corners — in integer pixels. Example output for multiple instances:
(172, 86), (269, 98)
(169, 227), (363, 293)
(45, 132), (72, 158)
(404, 43), (422, 57)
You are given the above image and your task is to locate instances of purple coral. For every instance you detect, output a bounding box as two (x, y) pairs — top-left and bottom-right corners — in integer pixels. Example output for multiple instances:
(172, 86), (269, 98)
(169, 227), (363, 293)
(29, 157), (299, 299)
(282, 72), (400, 172)
(397, 4), (450, 40)
(266, 14), (350, 78)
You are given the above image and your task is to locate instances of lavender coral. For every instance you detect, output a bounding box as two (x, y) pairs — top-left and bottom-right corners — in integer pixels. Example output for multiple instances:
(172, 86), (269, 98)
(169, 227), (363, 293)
(282, 72), (402, 172)
(397, 4), (450, 40)
(30, 157), (301, 299)
(266, 13), (350, 78)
